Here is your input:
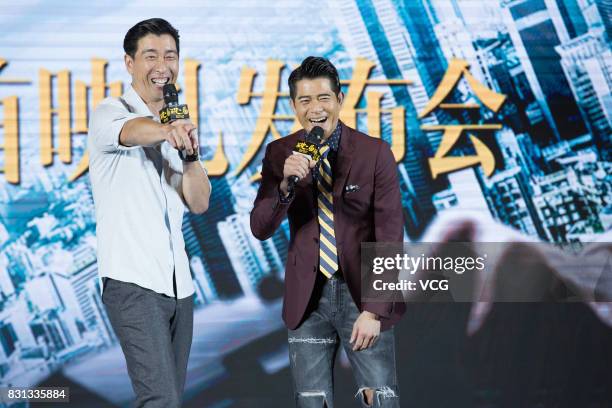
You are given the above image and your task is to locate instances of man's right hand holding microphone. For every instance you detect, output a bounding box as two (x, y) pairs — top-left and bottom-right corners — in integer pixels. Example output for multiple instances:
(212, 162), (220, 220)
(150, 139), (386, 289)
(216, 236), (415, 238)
(280, 154), (317, 198)
(279, 126), (324, 198)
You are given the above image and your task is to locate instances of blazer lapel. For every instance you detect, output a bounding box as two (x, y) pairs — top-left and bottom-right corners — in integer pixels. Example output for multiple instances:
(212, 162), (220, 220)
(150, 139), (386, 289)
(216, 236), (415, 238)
(333, 122), (355, 198)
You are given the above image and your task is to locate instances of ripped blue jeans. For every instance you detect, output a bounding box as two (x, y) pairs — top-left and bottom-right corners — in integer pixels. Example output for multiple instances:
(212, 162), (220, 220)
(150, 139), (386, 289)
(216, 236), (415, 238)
(288, 275), (400, 407)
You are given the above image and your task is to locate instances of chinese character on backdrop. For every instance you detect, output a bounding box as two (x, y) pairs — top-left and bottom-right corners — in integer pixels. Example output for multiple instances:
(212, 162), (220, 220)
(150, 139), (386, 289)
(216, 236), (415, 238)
(0, 58), (30, 184)
(419, 58), (506, 179)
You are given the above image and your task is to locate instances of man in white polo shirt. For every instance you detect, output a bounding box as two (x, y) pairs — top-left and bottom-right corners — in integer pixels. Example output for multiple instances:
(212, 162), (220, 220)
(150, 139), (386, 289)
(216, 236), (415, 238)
(88, 18), (211, 408)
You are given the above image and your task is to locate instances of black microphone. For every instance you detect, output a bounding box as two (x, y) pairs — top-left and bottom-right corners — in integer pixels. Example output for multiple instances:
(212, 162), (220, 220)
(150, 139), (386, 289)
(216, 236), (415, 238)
(287, 126), (324, 194)
(159, 84), (198, 162)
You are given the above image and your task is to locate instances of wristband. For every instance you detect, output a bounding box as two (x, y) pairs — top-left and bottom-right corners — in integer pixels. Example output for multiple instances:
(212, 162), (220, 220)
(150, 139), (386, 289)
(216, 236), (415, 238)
(179, 149), (199, 162)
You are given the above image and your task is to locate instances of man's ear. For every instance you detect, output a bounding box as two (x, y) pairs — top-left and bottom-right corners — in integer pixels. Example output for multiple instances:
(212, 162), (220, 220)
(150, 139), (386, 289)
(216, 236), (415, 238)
(289, 98), (297, 114)
(124, 54), (134, 76)
(337, 91), (344, 106)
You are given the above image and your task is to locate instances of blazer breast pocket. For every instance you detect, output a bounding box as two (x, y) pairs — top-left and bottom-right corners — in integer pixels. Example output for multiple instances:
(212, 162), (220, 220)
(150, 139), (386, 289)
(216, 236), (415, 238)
(341, 182), (373, 217)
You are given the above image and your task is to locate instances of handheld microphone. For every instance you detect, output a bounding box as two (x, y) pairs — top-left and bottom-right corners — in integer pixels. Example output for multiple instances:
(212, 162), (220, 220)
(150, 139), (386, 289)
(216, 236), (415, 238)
(159, 84), (198, 162)
(287, 126), (324, 193)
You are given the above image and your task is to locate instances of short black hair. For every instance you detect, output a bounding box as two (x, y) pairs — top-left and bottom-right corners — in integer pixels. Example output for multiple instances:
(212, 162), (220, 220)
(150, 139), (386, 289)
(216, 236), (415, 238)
(288, 56), (341, 100)
(123, 18), (180, 58)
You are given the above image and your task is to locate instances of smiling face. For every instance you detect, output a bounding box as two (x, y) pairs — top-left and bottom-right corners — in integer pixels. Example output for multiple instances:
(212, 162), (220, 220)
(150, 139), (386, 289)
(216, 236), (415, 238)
(290, 77), (344, 140)
(124, 33), (178, 110)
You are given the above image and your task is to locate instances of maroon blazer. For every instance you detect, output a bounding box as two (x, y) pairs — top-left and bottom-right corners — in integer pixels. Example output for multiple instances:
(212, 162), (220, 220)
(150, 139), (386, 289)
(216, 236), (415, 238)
(250, 122), (406, 331)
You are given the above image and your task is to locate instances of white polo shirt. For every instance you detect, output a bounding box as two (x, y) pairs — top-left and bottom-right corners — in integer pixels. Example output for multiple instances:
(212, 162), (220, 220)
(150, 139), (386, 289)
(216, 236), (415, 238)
(88, 85), (198, 299)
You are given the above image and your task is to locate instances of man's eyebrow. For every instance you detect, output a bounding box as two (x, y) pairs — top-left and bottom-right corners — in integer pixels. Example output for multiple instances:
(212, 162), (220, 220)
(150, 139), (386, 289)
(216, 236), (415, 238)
(141, 49), (158, 54)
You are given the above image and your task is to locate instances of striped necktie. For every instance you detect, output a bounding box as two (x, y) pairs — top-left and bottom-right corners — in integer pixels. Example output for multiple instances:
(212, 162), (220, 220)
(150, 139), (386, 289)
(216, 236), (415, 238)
(317, 144), (338, 278)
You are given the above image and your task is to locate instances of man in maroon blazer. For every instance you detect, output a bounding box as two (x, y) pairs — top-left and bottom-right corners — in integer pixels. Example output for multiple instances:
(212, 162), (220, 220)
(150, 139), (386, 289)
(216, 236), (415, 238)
(251, 57), (404, 407)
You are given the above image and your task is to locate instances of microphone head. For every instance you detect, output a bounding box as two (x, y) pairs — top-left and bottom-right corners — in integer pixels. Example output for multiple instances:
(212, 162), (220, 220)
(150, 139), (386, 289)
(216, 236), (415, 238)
(307, 126), (324, 144)
(163, 84), (178, 105)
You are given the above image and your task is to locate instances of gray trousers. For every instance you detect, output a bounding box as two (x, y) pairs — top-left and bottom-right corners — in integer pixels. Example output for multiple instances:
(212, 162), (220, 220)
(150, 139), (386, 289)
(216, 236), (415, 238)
(102, 278), (194, 408)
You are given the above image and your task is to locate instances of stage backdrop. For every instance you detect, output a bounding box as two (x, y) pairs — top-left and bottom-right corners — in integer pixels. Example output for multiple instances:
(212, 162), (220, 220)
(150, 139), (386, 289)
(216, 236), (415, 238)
(0, 0), (610, 406)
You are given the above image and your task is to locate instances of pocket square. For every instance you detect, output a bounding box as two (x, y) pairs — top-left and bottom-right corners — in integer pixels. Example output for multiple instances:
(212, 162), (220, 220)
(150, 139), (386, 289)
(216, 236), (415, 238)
(345, 184), (360, 193)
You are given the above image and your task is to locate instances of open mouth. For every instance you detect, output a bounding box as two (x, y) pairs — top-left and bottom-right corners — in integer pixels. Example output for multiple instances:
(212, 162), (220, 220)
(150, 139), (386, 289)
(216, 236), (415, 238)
(151, 77), (170, 87)
(309, 117), (327, 125)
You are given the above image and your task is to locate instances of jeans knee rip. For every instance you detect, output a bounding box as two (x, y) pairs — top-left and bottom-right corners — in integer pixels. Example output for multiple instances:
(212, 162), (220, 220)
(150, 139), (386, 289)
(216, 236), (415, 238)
(297, 390), (328, 405)
(355, 386), (398, 404)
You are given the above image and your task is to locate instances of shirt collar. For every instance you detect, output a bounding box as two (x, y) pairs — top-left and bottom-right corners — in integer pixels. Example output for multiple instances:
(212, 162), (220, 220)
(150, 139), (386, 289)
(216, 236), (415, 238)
(123, 85), (156, 118)
(323, 122), (342, 152)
